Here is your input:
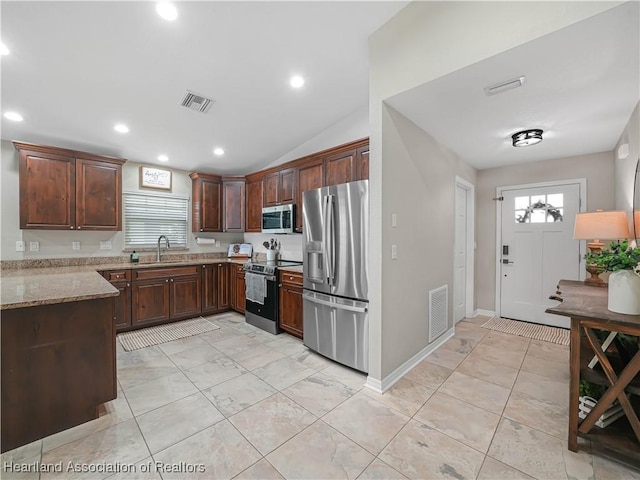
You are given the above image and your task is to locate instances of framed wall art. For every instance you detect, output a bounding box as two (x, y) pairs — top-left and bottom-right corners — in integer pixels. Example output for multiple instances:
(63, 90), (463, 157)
(140, 166), (172, 190)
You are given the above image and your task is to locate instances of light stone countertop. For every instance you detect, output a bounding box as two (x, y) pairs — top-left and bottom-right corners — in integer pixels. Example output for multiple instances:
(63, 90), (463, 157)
(278, 265), (303, 273)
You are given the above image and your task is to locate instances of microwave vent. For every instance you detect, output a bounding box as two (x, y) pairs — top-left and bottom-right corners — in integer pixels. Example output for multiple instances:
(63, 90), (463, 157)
(180, 90), (215, 113)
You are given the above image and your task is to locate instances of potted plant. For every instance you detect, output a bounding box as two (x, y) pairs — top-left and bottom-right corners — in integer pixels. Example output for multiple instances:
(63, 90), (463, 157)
(585, 240), (640, 314)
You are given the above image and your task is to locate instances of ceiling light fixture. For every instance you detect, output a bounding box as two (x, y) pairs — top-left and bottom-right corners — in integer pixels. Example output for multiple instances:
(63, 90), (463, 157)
(512, 129), (543, 147)
(157, 154), (169, 162)
(484, 76), (525, 96)
(3, 111), (23, 122)
(156, 2), (178, 21)
(114, 123), (129, 133)
(0, 43), (9, 56)
(213, 147), (224, 156)
(290, 75), (305, 88)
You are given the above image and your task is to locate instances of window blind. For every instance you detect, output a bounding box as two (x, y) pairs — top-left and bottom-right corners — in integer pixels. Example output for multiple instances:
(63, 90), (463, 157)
(124, 192), (189, 248)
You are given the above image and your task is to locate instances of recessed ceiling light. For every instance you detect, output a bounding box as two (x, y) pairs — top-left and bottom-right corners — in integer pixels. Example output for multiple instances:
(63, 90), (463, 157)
(156, 2), (178, 21)
(114, 123), (129, 133)
(3, 111), (23, 122)
(512, 129), (543, 147)
(157, 154), (169, 162)
(213, 147), (225, 156)
(290, 75), (305, 88)
(0, 43), (9, 56)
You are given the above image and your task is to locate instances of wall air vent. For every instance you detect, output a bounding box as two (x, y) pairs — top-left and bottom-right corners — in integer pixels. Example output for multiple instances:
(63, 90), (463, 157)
(428, 285), (448, 342)
(180, 90), (215, 113)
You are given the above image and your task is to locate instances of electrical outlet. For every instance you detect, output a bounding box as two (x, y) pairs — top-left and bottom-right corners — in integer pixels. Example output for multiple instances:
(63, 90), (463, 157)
(392, 213), (398, 227)
(29, 241), (39, 252)
(391, 244), (398, 259)
(100, 241), (112, 250)
(72, 241), (80, 250)
(16, 241), (25, 252)
(215, 240), (220, 247)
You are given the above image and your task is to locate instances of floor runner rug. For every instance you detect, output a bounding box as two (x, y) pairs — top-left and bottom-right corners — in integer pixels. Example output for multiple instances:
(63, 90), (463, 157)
(481, 316), (569, 346)
(118, 317), (220, 351)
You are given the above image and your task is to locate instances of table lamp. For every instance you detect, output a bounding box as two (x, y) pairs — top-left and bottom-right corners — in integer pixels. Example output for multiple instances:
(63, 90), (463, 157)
(573, 210), (630, 286)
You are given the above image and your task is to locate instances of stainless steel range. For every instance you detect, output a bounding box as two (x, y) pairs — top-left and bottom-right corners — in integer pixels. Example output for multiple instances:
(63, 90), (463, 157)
(244, 260), (302, 335)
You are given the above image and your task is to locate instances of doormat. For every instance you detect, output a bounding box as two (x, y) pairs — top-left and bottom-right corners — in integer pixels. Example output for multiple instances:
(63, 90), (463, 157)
(118, 317), (220, 352)
(481, 317), (569, 346)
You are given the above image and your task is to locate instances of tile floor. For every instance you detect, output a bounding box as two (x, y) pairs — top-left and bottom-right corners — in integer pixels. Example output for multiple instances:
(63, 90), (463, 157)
(3, 313), (640, 480)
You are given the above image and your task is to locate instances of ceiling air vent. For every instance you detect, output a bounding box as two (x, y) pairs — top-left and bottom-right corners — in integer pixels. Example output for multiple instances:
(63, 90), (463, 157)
(180, 90), (215, 113)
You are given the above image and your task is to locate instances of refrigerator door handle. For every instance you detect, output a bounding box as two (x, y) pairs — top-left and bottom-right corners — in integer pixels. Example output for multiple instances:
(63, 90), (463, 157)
(303, 291), (368, 313)
(326, 194), (336, 286)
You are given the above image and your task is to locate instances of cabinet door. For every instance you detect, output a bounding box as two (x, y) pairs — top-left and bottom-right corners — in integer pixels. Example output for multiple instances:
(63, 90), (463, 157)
(245, 178), (263, 232)
(112, 281), (132, 331)
(19, 149), (75, 230)
(325, 149), (356, 186)
(201, 264), (218, 315)
(279, 168), (296, 204)
(132, 278), (171, 326)
(76, 158), (122, 231)
(235, 271), (246, 314)
(279, 284), (303, 338)
(217, 263), (231, 311)
(223, 181), (245, 232)
(356, 147), (369, 181)
(170, 275), (202, 320)
(264, 172), (280, 207)
(192, 175), (222, 232)
(296, 159), (324, 232)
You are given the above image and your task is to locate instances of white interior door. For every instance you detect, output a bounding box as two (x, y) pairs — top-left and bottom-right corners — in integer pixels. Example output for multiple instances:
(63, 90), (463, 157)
(454, 184), (467, 323)
(499, 182), (582, 328)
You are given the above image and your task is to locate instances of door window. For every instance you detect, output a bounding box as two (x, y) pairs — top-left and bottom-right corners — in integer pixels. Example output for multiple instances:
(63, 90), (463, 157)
(514, 193), (563, 223)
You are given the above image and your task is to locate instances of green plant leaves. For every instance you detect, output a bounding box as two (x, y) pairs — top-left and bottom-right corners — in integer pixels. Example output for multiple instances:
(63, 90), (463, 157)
(585, 240), (640, 272)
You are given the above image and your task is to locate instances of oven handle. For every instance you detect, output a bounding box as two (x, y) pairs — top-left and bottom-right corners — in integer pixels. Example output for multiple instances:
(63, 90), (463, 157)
(303, 291), (368, 313)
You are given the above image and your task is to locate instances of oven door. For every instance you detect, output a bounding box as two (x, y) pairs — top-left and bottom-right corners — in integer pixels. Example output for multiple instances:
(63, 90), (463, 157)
(245, 274), (280, 335)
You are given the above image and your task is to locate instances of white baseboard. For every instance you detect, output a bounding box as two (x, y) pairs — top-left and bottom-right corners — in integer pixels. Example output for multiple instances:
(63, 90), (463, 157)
(473, 309), (495, 318)
(364, 327), (455, 394)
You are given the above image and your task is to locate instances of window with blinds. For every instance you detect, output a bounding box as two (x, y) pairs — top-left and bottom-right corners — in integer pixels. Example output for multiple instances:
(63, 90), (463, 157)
(124, 192), (189, 248)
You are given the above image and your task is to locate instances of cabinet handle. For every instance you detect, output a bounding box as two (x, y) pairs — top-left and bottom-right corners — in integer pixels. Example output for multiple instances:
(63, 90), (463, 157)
(165, 279), (169, 283)
(127, 283), (130, 287)
(116, 275), (120, 279)
(78, 226), (82, 229)
(70, 226), (74, 229)
(289, 276), (294, 280)
(170, 279), (174, 282)
(200, 228), (203, 232)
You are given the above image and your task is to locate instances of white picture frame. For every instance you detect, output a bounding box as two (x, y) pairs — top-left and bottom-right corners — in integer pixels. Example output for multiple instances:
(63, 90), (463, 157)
(140, 166), (172, 190)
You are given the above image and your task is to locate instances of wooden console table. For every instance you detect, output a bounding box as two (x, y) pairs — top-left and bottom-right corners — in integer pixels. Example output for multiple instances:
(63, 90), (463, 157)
(546, 280), (640, 468)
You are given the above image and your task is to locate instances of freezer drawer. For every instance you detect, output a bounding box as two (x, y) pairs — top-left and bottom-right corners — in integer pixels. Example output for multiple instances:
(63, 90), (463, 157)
(302, 290), (369, 373)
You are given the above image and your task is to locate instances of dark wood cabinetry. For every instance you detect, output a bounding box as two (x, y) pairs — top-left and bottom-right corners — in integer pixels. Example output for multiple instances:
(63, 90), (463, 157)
(296, 158), (324, 232)
(16, 142), (125, 231)
(217, 263), (231, 311)
(245, 176), (264, 233)
(264, 168), (296, 206)
(222, 179), (245, 232)
(325, 150), (356, 186)
(101, 269), (132, 331)
(356, 146), (369, 181)
(190, 172), (222, 233)
(230, 264), (246, 314)
(202, 263), (232, 315)
(279, 270), (303, 338)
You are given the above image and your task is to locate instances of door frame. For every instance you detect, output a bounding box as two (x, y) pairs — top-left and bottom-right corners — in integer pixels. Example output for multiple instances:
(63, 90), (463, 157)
(494, 178), (587, 319)
(455, 176), (475, 321)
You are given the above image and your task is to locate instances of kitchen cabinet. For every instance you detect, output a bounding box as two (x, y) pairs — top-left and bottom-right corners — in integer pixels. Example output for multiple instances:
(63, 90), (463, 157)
(222, 178), (245, 232)
(295, 158), (324, 232)
(324, 149), (356, 186)
(217, 263), (231, 311)
(245, 176), (264, 232)
(190, 172), (222, 232)
(101, 269), (132, 331)
(279, 270), (303, 338)
(264, 168), (296, 207)
(15, 142), (125, 231)
(230, 264), (246, 314)
(202, 263), (231, 315)
(132, 265), (201, 327)
(356, 146), (369, 181)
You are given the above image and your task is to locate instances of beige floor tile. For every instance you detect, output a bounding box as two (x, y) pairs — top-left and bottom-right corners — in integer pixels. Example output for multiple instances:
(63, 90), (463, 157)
(152, 420), (261, 479)
(123, 372), (198, 416)
(266, 420), (374, 479)
(1, 440), (42, 464)
(203, 373), (277, 417)
(454, 322), (490, 341)
(116, 345), (166, 369)
(467, 343), (526, 370)
(183, 356), (247, 391)
(244, 328), (280, 343)
(229, 321), (261, 334)
(158, 335), (209, 356)
(521, 354), (570, 382)
(199, 326), (243, 345)
(563, 447), (595, 480)
(414, 391), (500, 453)
(166, 344), (224, 370)
(253, 357), (315, 390)
(264, 335), (307, 357)
(291, 349), (335, 371)
(362, 377), (434, 416)
(439, 371), (511, 415)
(526, 338), (570, 364)
(214, 335), (263, 356)
(323, 392), (409, 455)
(357, 459), (408, 479)
(320, 363), (367, 390)
(43, 394), (133, 453)
(282, 372), (356, 417)
(1, 455), (42, 480)
(460, 316), (491, 326)
(117, 355), (182, 390)
(592, 454), (640, 479)
(403, 359), (453, 390)
(488, 418), (569, 480)
(41, 419), (150, 480)
(441, 336), (480, 355)
(456, 355), (519, 389)
(481, 331), (531, 352)
(233, 459), (284, 480)
(137, 393), (224, 454)
(230, 344), (286, 371)
(503, 389), (568, 439)
(424, 347), (467, 370)
(513, 370), (569, 407)
(477, 457), (534, 480)
(379, 419), (485, 480)
(229, 393), (316, 455)
(103, 457), (162, 480)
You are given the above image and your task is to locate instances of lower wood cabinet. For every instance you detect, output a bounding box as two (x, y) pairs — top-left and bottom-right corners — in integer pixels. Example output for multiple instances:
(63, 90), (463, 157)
(101, 269), (132, 332)
(279, 270), (303, 338)
(202, 263), (231, 315)
(230, 264), (246, 314)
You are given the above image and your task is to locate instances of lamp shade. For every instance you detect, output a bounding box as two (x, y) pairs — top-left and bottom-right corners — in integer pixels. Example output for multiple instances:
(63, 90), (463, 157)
(573, 211), (630, 240)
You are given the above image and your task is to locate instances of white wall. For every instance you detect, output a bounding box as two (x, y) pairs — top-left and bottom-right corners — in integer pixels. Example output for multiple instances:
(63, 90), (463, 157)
(244, 232), (303, 262)
(614, 101), (639, 237)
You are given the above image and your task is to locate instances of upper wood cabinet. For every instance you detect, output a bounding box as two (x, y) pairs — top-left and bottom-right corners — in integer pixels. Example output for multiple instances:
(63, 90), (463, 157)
(16, 142), (125, 230)
(245, 176), (264, 233)
(295, 158), (324, 232)
(356, 146), (369, 181)
(264, 168), (296, 207)
(190, 172), (222, 232)
(324, 150), (356, 186)
(222, 179), (245, 233)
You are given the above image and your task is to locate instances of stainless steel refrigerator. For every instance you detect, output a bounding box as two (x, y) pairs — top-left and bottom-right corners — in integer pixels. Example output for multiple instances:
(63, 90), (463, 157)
(302, 180), (369, 373)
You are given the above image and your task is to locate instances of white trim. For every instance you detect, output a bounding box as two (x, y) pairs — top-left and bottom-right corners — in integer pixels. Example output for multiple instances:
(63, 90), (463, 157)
(364, 327), (455, 394)
(494, 178), (587, 318)
(455, 176), (475, 321)
(473, 309), (496, 318)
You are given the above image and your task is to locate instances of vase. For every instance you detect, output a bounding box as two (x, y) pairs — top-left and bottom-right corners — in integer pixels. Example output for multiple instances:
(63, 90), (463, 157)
(266, 250), (277, 262)
(608, 270), (640, 315)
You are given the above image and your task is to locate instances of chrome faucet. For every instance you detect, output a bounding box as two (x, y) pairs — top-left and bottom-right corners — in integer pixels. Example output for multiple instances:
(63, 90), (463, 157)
(157, 235), (170, 262)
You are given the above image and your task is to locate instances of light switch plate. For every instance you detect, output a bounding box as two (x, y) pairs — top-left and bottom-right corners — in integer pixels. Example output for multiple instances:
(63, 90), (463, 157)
(72, 241), (80, 250)
(29, 241), (40, 252)
(16, 241), (25, 252)
(391, 213), (398, 227)
(391, 244), (398, 259)
(100, 241), (112, 250)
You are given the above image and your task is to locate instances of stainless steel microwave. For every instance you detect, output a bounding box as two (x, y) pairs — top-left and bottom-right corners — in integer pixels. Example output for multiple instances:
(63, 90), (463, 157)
(262, 204), (295, 234)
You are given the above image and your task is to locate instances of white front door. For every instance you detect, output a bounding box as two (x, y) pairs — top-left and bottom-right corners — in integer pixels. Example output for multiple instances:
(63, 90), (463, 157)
(454, 184), (467, 323)
(499, 182), (582, 328)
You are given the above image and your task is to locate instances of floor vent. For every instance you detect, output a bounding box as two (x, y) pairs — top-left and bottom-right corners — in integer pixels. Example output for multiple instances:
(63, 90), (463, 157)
(429, 285), (448, 342)
(180, 90), (215, 113)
